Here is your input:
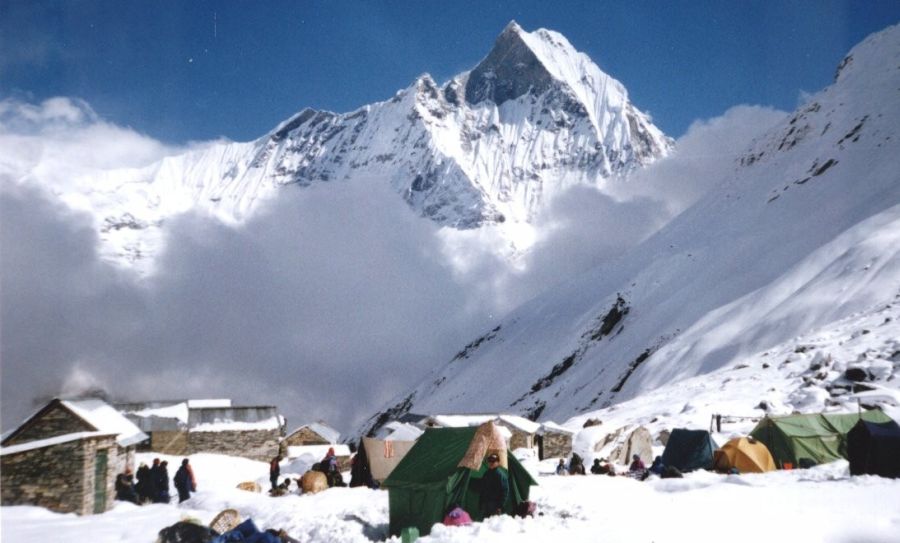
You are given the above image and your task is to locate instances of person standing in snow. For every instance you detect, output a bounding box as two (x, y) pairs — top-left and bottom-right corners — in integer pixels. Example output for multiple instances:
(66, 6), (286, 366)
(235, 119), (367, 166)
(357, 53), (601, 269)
(155, 460), (171, 503)
(147, 458), (162, 503)
(269, 454), (282, 492)
(135, 462), (152, 503)
(173, 458), (196, 503)
(480, 453), (509, 518)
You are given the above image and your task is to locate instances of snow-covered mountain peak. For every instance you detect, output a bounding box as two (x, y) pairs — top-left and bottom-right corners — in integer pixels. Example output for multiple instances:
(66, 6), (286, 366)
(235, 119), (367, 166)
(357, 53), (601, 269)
(362, 24), (900, 436)
(21, 23), (671, 270)
(834, 23), (899, 84)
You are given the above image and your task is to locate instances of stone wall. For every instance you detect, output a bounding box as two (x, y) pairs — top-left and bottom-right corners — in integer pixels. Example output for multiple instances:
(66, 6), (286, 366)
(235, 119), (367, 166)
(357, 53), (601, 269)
(284, 427), (330, 446)
(187, 429), (280, 461)
(3, 403), (92, 446)
(1, 434), (118, 515)
(501, 426), (534, 451)
(540, 432), (573, 460)
(151, 430), (189, 455)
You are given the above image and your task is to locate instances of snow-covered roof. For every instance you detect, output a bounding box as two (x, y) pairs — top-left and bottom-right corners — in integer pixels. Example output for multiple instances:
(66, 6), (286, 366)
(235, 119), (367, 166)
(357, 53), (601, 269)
(374, 421), (423, 441)
(190, 415), (284, 433)
(187, 399), (232, 409)
(129, 402), (190, 423)
(0, 431), (116, 456)
(539, 421), (576, 435)
(286, 444), (352, 460)
(61, 399), (148, 448)
(290, 422), (341, 444)
(427, 414), (541, 434)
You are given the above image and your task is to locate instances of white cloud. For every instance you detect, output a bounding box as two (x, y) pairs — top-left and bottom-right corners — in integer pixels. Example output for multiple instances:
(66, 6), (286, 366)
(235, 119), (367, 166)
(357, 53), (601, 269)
(0, 97), (791, 433)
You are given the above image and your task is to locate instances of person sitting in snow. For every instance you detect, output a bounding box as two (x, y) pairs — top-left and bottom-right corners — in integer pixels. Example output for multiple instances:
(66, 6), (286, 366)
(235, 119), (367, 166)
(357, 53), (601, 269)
(115, 469), (140, 504)
(629, 454), (646, 472)
(590, 458), (613, 475)
(629, 454), (650, 481)
(555, 458), (567, 475)
(319, 447), (345, 487)
(320, 447), (338, 473)
(173, 458), (196, 503)
(649, 456), (665, 476)
(568, 453), (587, 475)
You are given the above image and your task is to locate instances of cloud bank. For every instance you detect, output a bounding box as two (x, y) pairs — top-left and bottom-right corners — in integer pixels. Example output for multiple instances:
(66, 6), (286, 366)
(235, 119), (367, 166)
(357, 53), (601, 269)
(0, 97), (786, 434)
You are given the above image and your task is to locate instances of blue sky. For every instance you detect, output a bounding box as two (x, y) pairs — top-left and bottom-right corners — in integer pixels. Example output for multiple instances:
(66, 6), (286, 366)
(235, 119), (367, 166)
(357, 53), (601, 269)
(2, 1), (898, 143)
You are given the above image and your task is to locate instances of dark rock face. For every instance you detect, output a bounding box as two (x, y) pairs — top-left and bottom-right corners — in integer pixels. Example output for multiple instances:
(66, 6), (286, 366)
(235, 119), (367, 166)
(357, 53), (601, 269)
(465, 24), (555, 106)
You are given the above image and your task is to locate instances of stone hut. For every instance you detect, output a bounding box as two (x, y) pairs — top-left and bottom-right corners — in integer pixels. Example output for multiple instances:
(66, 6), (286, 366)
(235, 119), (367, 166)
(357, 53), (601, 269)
(283, 422), (348, 469)
(284, 422), (341, 447)
(186, 405), (284, 461)
(119, 400), (284, 461)
(536, 421), (575, 460)
(1, 398), (147, 515)
(117, 398), (231, 453)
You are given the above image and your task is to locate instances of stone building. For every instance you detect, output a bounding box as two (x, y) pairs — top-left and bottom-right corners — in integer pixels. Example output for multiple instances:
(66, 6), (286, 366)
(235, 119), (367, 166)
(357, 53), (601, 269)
(186, 406), (284, 461)
(283, 421), (341, 447)
(1, 398), (147, 515)
(536, 421), (575, 460)
(283, 422), (348, 469)
(119, 400), (284, 461)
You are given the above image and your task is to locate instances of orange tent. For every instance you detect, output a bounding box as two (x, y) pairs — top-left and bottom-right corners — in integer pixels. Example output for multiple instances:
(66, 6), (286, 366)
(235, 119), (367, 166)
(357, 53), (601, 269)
(713, 437), (776, 473)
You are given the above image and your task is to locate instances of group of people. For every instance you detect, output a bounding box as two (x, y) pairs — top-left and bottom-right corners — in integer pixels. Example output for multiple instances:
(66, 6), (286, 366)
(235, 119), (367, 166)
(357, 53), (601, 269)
(115, 458), (196, 505)
(552, 453), (653, 478)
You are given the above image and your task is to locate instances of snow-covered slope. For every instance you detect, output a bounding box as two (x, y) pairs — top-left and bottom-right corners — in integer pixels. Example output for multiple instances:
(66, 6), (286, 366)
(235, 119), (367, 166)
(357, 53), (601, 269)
(54, 21), (670, 268)
(362, 24), (900, 434)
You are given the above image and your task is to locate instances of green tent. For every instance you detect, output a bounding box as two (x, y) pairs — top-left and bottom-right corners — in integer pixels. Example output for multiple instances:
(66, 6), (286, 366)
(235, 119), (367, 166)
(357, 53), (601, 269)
(382, 424), (537, 536)
(750, 410), (892, 468)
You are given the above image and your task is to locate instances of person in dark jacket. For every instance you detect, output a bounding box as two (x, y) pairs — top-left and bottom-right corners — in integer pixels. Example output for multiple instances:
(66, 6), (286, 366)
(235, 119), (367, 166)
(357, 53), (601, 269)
(135, 462), (152, 503)
(568, 453), (586, 475)
(480, 453), (509, 518)
(115, 469), (140, 504)
(649, 456), (665, 476)
(173, 458), (196, 503)
(269, 454), (282, 492)
(591, 458), (613, 475)
(153, 460), (171, 503)
(147, 459), (163, 503)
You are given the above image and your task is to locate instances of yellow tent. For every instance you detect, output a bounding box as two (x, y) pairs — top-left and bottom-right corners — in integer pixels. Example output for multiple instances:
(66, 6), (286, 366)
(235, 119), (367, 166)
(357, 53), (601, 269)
(713, 437), (776, 473)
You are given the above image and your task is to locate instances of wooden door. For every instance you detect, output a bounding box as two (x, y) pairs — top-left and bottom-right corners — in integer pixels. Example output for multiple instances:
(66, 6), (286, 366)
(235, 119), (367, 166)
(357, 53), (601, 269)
(93, 449), (108, 514)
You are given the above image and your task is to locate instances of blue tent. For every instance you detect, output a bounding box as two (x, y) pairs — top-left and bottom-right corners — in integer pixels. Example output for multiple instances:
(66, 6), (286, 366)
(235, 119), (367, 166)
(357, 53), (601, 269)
(847, 418), (900, 478)
(661, 429), (718, 472)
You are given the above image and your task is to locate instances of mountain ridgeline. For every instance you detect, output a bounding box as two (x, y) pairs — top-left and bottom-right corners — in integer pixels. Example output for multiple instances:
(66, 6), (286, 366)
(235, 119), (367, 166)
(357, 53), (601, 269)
(88, 21), (671, 266)
(361, 23), (900, 436)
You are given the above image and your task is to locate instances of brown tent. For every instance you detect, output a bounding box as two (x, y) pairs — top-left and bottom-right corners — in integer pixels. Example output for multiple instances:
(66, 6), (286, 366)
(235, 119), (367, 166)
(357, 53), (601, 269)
(362, 436), (417, 483)
(713, 437), (776, 473)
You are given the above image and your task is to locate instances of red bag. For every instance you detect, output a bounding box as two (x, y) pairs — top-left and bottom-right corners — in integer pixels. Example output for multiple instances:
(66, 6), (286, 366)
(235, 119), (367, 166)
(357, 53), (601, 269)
(443, 506), (473, 526)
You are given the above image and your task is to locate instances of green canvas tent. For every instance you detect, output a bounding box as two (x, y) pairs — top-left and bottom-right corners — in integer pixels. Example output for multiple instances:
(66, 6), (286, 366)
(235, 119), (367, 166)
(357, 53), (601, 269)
(382, 422), (537, 536)
(750, 410), (892, 468)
